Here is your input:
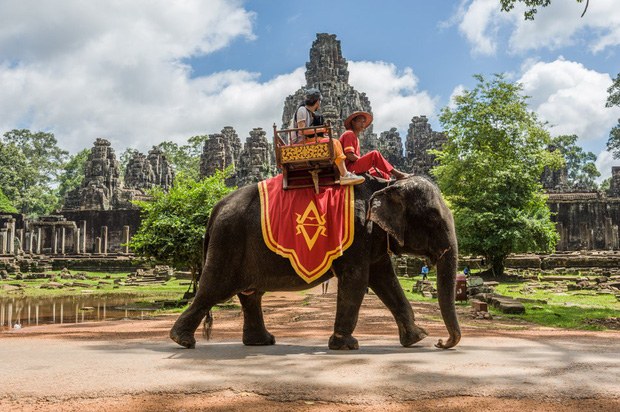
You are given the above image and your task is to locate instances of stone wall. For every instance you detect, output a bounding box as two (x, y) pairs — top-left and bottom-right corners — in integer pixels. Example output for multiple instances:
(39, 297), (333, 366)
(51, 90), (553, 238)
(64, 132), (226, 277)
(59, 209), (143, 254)
(548, 193), (620, 250)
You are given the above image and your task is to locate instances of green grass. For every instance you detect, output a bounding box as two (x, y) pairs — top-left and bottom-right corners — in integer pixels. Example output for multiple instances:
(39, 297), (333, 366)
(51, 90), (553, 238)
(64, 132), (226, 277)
(398, 275), (438, 303)
(397, 275), (619, 331)
(0, 270), (189, 299)
(493, 281), (619, 330)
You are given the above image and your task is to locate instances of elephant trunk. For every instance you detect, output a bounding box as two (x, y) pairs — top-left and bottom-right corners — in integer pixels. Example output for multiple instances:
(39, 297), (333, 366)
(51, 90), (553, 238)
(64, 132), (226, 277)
(433, 241), (461, 349)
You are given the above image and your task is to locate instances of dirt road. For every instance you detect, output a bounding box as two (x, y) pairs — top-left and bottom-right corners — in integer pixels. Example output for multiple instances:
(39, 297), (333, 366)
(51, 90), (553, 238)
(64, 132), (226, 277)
(1, 287), (618, 411)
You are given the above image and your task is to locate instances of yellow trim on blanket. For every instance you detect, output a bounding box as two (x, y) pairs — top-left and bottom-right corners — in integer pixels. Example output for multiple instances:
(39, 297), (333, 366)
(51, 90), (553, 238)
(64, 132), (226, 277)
(258, 182), (354, 283)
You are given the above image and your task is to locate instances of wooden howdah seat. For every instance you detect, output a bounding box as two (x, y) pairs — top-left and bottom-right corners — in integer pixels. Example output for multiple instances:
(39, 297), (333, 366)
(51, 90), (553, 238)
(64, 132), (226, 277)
(273, 121), (340, 193)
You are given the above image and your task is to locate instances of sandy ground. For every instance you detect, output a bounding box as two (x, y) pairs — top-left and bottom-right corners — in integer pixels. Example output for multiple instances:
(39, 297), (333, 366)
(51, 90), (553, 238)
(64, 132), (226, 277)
(1, 282), (619, 411)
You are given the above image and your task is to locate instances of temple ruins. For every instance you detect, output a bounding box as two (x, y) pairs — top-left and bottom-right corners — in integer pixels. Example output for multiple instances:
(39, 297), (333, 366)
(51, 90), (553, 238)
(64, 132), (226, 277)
(0, 32), (619, 271)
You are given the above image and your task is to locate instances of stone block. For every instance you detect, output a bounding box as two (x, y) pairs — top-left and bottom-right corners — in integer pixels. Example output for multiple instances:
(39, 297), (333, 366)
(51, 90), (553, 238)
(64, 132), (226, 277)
(497, 300), (526, 314)
(471, 299), (488, 312)
(468, 276), (484, 287)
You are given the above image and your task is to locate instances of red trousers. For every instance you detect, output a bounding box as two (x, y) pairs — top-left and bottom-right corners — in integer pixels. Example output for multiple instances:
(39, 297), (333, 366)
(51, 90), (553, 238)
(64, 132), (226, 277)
(346, 150), (393, 179)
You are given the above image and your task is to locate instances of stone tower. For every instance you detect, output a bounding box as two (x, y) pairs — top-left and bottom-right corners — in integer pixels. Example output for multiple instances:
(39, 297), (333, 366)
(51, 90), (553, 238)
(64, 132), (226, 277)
(146, 146), (174, 190)
(405, 116), (447, 178)
(124, 152), (155, 190)
(541, 144), (569, 192)
(377, 128), (406, 171)
(281, 33), (377, 153)
(236, 128), (277, 186)
(199, 126), (242, 178)
(64, 138), (124, 210)
(124, 147), (174, 192)
(609, 166), (620, 197)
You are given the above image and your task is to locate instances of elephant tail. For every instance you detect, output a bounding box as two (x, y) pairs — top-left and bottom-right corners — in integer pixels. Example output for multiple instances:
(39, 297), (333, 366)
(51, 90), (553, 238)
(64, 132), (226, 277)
(202, 310), (213, 340)
(434, 242), (461, 349)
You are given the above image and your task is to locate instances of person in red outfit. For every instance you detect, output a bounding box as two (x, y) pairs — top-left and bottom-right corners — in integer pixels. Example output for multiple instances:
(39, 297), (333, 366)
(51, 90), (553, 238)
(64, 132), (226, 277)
(339, 111), (411, 180)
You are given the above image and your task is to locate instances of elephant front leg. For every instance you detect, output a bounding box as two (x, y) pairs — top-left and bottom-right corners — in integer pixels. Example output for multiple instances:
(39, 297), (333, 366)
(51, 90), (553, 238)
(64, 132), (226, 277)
(369, 255), (427, 347)
(329, 266), (367, 350)
(238, 292), (275, 346)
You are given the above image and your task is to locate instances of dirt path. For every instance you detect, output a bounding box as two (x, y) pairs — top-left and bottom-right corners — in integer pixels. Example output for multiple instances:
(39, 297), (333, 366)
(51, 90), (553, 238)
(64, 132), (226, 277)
(1, 284), (619, 411)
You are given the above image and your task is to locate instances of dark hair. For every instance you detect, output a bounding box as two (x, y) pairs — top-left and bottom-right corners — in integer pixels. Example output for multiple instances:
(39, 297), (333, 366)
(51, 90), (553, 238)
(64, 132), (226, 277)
(305, 97), (319, 106)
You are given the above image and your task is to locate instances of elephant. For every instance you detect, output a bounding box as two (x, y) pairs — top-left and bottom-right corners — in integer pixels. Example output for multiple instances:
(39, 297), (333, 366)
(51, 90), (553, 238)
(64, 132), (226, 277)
(170, 175), (461, 350)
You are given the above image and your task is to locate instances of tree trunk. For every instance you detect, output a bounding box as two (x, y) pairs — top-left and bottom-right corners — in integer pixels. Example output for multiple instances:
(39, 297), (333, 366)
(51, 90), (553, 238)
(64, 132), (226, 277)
(490, 255), (505, 277)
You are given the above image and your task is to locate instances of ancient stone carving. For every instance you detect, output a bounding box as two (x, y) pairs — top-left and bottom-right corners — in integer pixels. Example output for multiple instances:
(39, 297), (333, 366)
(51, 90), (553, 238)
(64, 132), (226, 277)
(147, 146), (174, 190)
(405, 116), (447, 178)
(236, 128), (277, 187)
(124, 152), (155, 190)
(64, 139), (174, 211)
(609, 166), (620, 197)
(377, 128), (405, 171)
(64, 139), (124, 210)
(199, 126), (242, 180)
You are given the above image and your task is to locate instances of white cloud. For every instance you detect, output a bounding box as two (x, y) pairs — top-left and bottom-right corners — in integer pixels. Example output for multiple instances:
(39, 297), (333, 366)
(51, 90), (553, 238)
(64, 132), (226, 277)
(450, 0), (620, 55)
(518, 58), (620, 143)
(448, 84), (466, 109)
(0, 0), (265, 154)
(456, 0), (509, 56)
(348, 61), (437, 134)
(595, 150), (618, 182)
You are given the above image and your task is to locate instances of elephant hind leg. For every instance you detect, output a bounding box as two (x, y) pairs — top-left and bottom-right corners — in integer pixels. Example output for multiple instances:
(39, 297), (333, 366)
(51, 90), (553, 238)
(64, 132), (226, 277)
(170, 272), (238, 348)
(239, 292), (275, 346)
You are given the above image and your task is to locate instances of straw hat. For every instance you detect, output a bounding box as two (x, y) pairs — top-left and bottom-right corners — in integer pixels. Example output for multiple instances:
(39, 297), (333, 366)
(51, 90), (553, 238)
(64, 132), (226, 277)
(344, 111), (373, 130)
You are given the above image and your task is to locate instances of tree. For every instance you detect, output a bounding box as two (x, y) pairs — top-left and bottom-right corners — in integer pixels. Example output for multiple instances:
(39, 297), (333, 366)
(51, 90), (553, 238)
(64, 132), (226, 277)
(499, 0), (587, 20)
(550, 134), (600, 189)
(0, 129), (68, 216)
(56, 149), (91, 208)
(158, 135), (209, 181)
(129, 169), (235, 289)
(432, 74), (563, 276)
(599, 177), (611, 191)
(0, 188), (17, 213)
(119, 148), (139, 178)
(606, 73), (620, 159)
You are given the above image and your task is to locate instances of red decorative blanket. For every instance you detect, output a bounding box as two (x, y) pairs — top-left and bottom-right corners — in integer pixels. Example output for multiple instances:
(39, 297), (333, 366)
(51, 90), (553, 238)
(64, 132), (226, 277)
(258, 174), (354, 283)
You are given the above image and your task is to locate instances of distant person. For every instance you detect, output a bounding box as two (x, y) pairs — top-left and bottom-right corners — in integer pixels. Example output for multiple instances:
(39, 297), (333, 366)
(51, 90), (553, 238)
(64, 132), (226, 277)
(463, 266), (471, 277)
(321, 278), (330, 294)
(421, 265), (429, 280)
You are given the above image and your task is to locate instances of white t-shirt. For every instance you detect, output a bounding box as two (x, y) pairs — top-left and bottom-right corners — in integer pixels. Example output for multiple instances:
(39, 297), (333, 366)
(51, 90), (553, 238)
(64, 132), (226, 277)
(289, 106), (313, 144)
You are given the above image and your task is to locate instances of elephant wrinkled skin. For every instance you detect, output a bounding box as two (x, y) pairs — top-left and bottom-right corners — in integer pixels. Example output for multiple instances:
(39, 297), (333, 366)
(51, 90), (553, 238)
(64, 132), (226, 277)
(170, 176), (460, 350)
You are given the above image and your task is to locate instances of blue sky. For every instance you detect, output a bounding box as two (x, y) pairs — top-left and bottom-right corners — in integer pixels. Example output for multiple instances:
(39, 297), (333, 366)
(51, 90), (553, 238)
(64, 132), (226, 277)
(1, 0), (619, 180)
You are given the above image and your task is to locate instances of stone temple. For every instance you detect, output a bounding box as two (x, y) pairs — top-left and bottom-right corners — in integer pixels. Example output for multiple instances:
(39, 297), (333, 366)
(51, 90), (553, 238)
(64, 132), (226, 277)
(0, 33), (619, 260)
(196, 33), (619, 252)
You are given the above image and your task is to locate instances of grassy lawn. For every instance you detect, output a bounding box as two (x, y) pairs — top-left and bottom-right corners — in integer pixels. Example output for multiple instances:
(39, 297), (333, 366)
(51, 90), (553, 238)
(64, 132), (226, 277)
(398, 274), (619, 331)
(0, 270), (189, 299)
(493, 281), (619, 330)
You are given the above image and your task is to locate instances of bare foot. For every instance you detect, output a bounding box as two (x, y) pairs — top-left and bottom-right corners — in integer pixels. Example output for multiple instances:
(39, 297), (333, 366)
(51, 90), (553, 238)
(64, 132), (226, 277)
(391, 170), (412, 180)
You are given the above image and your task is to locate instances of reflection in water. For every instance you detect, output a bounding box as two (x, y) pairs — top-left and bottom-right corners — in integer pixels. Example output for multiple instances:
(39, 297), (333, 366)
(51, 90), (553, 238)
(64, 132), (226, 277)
(0, 295), (159, 330)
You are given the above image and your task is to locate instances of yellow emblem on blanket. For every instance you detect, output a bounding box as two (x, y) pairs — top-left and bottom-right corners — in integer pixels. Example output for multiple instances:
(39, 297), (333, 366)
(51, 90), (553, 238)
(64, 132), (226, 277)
(295, 201), (327, 250)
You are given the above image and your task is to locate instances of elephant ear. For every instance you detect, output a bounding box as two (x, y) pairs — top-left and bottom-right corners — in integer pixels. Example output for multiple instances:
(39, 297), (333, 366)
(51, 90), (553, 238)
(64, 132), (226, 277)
(368, 185), (406, 247)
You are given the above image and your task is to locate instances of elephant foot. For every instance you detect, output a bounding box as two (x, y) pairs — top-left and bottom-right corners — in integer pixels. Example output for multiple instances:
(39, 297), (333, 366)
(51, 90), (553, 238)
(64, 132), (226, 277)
(434, 335), (461, 349)
(243, 330), (276, 346)
(399, 323), (428, 347)
(328, 333), (359, 350)
(170, 327), (196, 349)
